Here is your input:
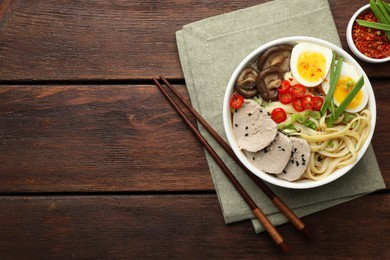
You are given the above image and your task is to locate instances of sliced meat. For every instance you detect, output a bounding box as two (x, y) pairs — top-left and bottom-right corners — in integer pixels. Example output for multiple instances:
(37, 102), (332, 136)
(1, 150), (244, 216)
(244, 132), (293, 174)
(278, 137), (310, 181)
(233, 99), (277, 152)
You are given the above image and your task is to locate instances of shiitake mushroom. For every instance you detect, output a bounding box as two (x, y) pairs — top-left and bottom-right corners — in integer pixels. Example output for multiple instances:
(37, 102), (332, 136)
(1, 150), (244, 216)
(255, 65), (284, 102)
(234, 67), (258, 98)
(235, 44), (293, 101)
(257, 45), (293, 73)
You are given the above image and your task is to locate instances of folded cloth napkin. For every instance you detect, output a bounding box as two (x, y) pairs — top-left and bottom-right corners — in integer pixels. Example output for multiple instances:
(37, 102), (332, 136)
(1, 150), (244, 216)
(176, 0), (386, 233)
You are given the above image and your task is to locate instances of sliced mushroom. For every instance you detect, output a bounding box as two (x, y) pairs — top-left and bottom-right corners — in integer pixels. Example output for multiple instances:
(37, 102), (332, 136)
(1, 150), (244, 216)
(235, 67), (258, 98)
(256, 65), (283, 102)
(257, 45), (293, 73)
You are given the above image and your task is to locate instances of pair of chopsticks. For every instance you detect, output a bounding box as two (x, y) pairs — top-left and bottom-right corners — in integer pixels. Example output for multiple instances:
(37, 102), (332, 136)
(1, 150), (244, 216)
(153, 76), (309, 253)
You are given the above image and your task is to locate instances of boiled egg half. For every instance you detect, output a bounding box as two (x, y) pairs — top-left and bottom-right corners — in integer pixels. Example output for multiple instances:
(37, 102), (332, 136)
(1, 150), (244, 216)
(290, 42), (333, 87)
(322, 61), (368, 113)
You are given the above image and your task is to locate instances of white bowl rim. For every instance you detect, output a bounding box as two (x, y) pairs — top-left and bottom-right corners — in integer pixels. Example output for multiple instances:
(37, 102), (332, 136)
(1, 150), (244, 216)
(346, 4), (390, 63)
(223, 36), (377, 189)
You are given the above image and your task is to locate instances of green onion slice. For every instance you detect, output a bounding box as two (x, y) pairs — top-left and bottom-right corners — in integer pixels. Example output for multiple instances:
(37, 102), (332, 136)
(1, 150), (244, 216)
(327, 76), (365, 127)
(320, 53), (343, 116)
(356, 19), (390, 31)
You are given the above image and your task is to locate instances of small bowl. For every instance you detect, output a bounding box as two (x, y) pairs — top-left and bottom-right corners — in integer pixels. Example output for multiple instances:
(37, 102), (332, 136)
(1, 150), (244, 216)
(223, 36), (376, 189)
(346, 4), (390, 63)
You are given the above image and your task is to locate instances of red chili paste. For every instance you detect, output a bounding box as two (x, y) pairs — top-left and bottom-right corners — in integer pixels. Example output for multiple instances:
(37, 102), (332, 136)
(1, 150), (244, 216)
(352, 10), (390, 59)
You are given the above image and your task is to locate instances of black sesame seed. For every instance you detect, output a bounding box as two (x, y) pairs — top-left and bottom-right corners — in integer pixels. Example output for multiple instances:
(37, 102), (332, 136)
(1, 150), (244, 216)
(248, 113), (252, 116)
(245, 133), (248, 137)
(302, 162), (306, 166)
(245, 126), (248, 130)
(234, 124), (238, 127)
(253, 157), (255, 161)
(283, 170), (287, 174)
(296, 161), (300, 167)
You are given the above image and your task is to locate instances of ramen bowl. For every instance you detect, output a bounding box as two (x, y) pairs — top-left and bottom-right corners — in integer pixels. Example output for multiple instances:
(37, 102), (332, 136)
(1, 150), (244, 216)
(223, 36), (376, 189)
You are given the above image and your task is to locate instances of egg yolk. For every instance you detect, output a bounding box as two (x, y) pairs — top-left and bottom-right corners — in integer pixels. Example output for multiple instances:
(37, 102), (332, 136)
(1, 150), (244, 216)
(334, 76), (362, 109)
(297, 52), (326, 82)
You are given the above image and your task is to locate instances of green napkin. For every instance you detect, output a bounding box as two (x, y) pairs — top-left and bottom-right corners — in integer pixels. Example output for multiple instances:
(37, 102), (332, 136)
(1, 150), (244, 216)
(176, 0), (386, 233)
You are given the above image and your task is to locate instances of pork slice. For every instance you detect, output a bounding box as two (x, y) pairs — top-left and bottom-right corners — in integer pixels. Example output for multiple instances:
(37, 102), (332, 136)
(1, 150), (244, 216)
(244, 132), (293, 174)
(232, 99), (277, 152)
(278, 137), (310, 181)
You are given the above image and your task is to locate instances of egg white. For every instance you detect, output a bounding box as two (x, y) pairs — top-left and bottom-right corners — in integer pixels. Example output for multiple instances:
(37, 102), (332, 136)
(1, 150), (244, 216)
(290, 42), (333, 87)
(322, 61), (368, 113)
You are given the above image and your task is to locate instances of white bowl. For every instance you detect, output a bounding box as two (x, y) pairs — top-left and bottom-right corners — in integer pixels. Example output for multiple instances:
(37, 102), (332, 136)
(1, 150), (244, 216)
(346, 4), (390, 63)
(223, 36), (376, 189)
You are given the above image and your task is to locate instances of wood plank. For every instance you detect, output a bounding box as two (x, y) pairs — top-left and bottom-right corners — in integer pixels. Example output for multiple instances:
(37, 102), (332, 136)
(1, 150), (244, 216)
(0, 0), (268, 81)
(0, 0), (388, 81)
(0, 193), (389, 258)
(371, 78), (390, 188)
(0, 81), (389, 192)
(0, 85), (213, 192)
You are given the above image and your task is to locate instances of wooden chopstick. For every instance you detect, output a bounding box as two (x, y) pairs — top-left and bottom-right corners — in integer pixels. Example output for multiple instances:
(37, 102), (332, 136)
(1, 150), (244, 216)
(153, 77), (289, 253)
(158, 76), (309, 237)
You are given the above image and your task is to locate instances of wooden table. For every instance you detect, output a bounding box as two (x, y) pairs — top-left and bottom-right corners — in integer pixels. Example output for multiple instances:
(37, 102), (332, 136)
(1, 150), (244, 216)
(0, 0), (389, 258)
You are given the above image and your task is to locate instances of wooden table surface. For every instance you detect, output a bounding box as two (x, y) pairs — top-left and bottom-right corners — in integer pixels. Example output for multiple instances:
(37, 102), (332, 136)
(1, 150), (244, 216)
(0, 0), (389, 258)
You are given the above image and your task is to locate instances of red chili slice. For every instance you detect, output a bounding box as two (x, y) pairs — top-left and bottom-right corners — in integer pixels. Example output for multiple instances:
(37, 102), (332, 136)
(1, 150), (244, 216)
(290, 84), (306, 98)
(277, 80), (291, 93)
(292, 97), (304, 112)
(271, 107), (287, 123)
(278, 90), (294, 104)
(312, 96), (324, 111)
(229, 93), (244, 109)
(302, 95), (314, 110)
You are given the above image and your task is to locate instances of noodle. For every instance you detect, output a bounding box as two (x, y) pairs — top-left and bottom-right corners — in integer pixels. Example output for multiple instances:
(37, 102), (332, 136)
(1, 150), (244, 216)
(294, 109), (371, 180)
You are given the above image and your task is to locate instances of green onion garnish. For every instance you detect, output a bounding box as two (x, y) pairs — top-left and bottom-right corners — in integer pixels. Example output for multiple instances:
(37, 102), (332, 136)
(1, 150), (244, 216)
(370, 0), (390, 41)
(356, 19), (390, 31)
(377, 0), (390, 24)
(383, 0), (390, 15)
(320, 52), (343, 116)
(326, 76), (365, 127)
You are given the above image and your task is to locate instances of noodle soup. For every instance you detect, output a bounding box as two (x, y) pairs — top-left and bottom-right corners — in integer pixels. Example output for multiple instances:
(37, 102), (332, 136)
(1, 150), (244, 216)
(223, 36), (376, 189)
